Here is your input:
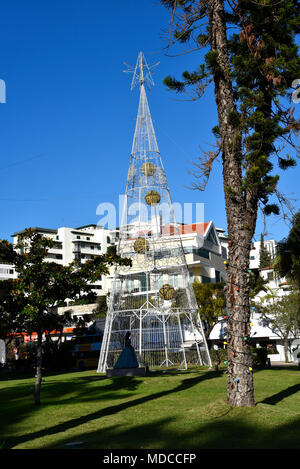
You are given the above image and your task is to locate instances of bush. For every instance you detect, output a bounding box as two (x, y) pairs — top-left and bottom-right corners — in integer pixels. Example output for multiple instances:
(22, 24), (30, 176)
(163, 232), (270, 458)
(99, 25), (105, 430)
(6, 341), (36, 370)
(251, 347), (268, 368)
(210, 348), (227, 369)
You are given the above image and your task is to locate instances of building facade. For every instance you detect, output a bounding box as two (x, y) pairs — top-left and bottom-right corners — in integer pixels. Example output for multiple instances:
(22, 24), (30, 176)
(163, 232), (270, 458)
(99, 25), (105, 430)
(12, 224), (113, 295)
(8, 220), (228, 327)
(209, 238), (300, 363)
(0, 263), (17, 281)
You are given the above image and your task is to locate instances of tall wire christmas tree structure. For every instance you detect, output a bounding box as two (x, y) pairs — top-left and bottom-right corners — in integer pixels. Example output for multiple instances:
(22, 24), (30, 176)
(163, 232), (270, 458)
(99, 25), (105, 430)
(97, 52), (212, 373)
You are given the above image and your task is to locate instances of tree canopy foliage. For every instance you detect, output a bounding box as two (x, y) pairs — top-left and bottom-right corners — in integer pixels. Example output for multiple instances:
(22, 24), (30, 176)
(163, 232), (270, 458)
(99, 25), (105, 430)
(0, 229), (131, 404)
(193, 281), (226, 338)
(259, 233), (272, 268)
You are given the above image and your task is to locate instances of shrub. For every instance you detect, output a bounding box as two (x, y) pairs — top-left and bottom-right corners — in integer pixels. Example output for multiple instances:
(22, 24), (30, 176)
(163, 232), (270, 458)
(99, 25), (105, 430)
(251, 347), (268, 368)
(210, 348), (227, 368)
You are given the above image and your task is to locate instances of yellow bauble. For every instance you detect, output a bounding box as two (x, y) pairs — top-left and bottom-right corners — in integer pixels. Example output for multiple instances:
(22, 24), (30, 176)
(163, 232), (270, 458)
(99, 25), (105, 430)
(159, 284), (175, 300)
(145, 190), (161, 205)
(133, 237), (149, 254)
(141, 162), (156, 176)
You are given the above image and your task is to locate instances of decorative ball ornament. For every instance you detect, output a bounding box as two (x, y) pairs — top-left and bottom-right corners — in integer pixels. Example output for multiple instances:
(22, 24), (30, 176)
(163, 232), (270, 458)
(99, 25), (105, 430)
(141, 162), (156, 177)
(133, 237), (149, 254)
(159, 284), (175, 300)
(145, 190), (161, 205)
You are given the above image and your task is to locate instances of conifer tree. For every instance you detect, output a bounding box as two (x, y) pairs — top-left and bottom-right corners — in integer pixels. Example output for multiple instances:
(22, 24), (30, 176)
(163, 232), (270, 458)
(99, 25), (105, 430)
(276, 210), (300, 288)
(259, 233), (272, 268)
(161, 0), (299, 406)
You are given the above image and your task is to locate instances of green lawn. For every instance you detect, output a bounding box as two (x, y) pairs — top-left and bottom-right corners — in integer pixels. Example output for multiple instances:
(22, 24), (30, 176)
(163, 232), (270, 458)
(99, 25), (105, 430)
(0, 366), (299, 449)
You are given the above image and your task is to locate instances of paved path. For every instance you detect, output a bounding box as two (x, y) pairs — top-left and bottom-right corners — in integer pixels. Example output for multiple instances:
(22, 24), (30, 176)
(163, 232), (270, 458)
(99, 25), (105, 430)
(270, 361), (298, 367)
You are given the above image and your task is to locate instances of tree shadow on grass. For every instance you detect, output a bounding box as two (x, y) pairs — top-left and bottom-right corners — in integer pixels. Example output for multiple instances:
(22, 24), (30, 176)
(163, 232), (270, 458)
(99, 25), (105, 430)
(27, 411), (300, 450)
(260, 383), (300, 405)
(0, 374), (146, 438)
(34, 369), (215, 406)
(5, 369), (222, 449)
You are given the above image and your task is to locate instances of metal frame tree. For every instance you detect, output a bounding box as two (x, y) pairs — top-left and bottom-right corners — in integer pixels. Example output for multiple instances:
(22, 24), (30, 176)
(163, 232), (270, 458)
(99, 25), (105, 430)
(97, 52), (211, 373)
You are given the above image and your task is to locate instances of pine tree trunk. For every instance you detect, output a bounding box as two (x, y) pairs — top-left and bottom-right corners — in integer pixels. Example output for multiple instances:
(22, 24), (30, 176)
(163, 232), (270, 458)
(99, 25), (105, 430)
(226, 241), (255, 407)
(34, 330), (43, 405)
(207, 0), (256, 407)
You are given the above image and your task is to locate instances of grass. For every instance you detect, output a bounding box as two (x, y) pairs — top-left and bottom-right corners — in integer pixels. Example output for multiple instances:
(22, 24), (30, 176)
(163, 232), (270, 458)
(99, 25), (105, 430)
(0, 365), (299, 449)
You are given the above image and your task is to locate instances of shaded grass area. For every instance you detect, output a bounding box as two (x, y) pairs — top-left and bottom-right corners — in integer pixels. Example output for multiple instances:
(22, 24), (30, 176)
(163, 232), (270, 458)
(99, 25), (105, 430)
(0, 366), (299, 449)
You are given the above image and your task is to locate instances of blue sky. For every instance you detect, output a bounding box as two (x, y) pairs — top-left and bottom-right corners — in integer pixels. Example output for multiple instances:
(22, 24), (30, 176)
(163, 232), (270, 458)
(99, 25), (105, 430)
(0, 0), (299, 243)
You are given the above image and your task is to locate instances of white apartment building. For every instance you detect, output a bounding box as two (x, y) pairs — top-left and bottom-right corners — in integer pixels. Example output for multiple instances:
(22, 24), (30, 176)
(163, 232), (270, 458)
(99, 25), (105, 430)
(106, 219), (228, 292)
(12, 224), (114, 295)
(5, 220), (228, 336)
(11, 220), (228, 291)
(0, 263), (17, 281)
(249, 239), (277, 269)
(168, 221), (228, 284)
(210, 238), (300, 363)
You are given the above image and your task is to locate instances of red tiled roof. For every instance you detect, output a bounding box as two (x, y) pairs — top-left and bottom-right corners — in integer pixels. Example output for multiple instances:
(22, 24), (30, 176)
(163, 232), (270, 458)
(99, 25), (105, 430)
(162, 222), (210, 236)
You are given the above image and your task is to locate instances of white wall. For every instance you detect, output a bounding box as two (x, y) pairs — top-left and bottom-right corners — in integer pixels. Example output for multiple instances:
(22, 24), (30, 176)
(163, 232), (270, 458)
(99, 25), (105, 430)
(0, 263), (17, 280)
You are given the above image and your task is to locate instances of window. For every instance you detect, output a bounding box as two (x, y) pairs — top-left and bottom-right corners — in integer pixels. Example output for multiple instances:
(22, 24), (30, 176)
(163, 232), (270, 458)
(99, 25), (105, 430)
(198, 248), (210, 259)
(76, 235), (80, 239)
(86, 236), (90, 240)
(153, 273), (164, 289)
(215, 270), (220, 282)
(107, 236), (111, 243)
(183, 246), (210, 259)
(141, 272), (147, 291)
(125, 278), (134, 292)
(168, 274), (178, 288)
(267, 271), (274, 281)
(0, 268), (14, 274)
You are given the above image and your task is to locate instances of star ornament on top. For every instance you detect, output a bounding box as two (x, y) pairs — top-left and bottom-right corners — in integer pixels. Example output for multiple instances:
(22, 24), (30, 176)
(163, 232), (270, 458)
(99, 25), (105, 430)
(123, 51), (160, 91)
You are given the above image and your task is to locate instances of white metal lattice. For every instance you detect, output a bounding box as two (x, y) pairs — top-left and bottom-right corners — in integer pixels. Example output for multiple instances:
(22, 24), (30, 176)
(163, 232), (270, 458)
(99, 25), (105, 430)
(97, 52), (212, 373)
